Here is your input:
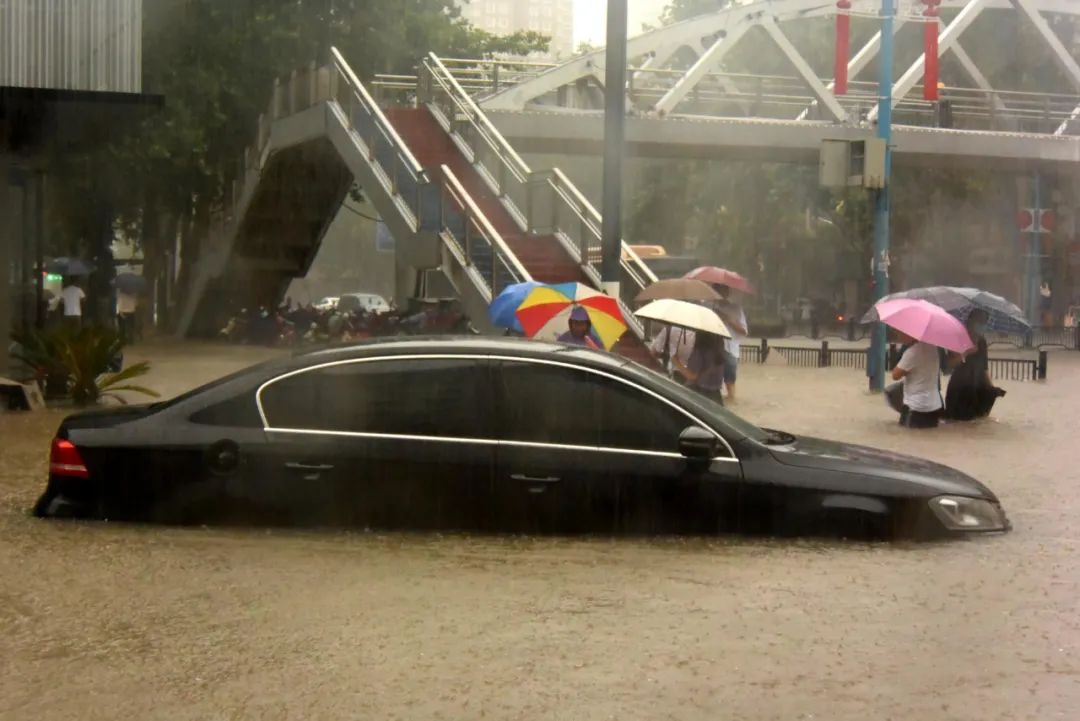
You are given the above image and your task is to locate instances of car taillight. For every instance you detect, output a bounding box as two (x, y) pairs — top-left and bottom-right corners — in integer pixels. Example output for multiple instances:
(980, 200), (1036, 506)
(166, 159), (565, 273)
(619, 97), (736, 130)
(50, 438), (89, 479)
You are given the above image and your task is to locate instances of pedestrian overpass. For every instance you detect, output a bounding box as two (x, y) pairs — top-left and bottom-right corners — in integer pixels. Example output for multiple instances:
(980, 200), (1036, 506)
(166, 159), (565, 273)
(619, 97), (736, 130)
(177, 0), (1080, 348)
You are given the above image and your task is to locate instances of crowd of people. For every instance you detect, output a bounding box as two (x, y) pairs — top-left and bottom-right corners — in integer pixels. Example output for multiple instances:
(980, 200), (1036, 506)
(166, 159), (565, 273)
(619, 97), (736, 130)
(554, 280), (749, 407)
(648, 284), (747, 406)
(218, 298), (475, 347)
(888, 309), (1007, 429)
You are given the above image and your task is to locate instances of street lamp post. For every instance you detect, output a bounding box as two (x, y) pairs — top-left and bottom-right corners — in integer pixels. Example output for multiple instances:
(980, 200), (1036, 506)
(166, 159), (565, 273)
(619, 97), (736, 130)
(868, 0), (895, 391)
(600, 0), (628, 299)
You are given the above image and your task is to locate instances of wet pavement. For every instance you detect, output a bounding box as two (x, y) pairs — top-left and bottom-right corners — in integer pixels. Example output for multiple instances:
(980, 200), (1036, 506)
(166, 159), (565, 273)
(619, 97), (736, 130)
(2, 340), (1078, 720)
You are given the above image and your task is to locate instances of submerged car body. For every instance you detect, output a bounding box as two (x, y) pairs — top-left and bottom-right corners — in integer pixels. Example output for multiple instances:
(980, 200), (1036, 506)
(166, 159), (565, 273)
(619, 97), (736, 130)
(34, 337), (1009, 540)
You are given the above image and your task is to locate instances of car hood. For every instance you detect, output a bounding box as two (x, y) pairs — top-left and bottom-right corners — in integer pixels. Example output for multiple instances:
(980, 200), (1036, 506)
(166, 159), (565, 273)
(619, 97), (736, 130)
(769, 436), (997, 501)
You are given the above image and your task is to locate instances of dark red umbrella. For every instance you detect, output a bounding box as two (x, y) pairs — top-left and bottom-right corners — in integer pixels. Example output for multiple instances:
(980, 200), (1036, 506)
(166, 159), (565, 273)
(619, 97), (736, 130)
(684, 266), (755, 294)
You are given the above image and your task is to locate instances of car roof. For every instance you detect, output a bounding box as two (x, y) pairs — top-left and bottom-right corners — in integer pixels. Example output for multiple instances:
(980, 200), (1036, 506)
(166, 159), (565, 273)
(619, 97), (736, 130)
(158, 335), (755, 444)
(289, 336), (632, 372)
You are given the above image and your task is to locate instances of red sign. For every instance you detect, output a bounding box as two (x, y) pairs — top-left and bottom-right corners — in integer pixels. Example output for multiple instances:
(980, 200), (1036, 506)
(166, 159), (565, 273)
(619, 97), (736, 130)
(1018, 208), (1054, 233)
(1018, 209), (1034, 231)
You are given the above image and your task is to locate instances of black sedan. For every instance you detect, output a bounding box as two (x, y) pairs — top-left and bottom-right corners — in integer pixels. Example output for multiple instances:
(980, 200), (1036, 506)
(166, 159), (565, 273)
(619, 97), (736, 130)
(34, 337), (1010, 540)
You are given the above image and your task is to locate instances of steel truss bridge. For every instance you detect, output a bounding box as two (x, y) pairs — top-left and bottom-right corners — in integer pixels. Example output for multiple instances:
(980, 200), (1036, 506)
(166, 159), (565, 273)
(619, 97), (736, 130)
(178, 0), (1080, 345)
(373, 0), (1080, 167)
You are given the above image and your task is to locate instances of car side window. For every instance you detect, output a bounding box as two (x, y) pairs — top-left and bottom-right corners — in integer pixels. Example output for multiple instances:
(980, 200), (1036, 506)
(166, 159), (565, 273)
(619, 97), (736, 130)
(261, 358), (489, 438)
(496, 361), (698, 453)
(189, 393), (262, 427)
(496, 362), (602, 447)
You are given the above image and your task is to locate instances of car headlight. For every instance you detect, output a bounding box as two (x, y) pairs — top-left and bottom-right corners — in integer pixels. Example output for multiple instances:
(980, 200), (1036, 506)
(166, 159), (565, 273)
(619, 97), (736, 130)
(929, 496), (1009, 532)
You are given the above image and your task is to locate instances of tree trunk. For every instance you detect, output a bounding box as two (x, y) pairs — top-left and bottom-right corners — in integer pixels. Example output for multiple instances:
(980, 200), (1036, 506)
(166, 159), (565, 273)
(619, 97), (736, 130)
(175, 191), (210, 314)
(138, 189), (161, 333)
(156, 211), (180, 331)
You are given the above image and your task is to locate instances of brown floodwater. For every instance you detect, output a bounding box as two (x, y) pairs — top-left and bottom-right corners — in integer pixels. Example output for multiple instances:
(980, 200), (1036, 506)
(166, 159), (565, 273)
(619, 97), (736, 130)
(1, 341), (1078, 720)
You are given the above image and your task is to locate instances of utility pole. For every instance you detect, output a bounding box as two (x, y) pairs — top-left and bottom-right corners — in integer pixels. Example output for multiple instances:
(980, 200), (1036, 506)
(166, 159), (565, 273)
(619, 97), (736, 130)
(868, 0), (895, 391)
(600, 0), (628, 299)
(1027, 172), (1043, 324)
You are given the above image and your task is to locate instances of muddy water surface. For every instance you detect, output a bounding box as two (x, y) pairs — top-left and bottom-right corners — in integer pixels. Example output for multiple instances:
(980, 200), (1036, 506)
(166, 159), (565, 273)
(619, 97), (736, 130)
(1, 342), (1077, 720)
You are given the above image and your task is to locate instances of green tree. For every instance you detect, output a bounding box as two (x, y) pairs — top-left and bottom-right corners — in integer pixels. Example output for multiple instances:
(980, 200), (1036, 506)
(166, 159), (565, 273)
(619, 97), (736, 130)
(46, 0), (549, 330)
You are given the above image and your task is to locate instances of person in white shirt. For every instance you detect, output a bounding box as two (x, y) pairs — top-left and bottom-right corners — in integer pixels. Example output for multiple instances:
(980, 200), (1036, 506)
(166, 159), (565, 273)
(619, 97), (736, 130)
(60, 279), (86, 327)
(650, 325), (695, 376)
(890, 337), (943, 429)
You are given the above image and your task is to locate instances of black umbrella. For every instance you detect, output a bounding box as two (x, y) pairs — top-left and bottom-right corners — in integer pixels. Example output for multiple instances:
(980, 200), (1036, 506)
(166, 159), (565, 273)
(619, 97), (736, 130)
(113, 272), (148, 294)
(46, 257), (96, 276)
(861, 286), (1030, 336)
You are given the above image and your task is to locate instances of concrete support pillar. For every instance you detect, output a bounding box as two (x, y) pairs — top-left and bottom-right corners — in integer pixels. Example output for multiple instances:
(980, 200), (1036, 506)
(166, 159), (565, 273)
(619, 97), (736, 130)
(393, 245), (418, 308)
(0, 156), (24, 377)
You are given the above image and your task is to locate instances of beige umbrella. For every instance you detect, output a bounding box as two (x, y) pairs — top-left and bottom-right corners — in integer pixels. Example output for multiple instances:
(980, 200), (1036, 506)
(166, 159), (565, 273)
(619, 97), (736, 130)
(635, 278), (721, 304)
(635, 299), (732, 338)
(636, 299), (731, 375)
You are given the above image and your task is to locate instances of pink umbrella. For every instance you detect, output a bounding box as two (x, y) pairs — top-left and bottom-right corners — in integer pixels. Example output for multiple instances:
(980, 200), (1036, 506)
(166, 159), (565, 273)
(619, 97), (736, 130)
(874, 298), (974, 354)
(684, 266), (755, 294)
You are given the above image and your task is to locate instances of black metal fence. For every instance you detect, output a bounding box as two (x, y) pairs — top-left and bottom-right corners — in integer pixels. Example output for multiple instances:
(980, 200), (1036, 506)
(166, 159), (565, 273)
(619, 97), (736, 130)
(987, 357), (1041, 382)
(749, 320), (1080, 351)
(739, 339), (1048, 380)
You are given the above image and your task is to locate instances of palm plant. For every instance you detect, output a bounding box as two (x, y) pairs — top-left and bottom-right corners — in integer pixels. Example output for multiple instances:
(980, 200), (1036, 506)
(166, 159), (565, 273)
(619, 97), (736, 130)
(11, 326), (160, 406)
(10, 328), (70, 399)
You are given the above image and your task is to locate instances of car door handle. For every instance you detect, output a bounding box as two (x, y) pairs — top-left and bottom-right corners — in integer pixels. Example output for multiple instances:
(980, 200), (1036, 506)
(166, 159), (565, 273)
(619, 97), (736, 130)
(511, 474), (561, 484)
(285, 462), (335, 471)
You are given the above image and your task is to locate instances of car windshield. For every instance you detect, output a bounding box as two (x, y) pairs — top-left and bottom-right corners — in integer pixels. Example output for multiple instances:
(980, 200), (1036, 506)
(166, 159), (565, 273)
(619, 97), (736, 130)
(651, 367), (771, 443)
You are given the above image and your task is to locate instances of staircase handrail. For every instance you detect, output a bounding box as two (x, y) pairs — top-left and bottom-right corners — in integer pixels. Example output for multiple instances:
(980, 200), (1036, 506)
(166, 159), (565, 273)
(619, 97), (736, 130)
(440, 165), (533, 288)
(424, 53), (533, 183)
(422, 53), (658, 297)
(331, 46), (426, 178)
(545, 168), (657, 291)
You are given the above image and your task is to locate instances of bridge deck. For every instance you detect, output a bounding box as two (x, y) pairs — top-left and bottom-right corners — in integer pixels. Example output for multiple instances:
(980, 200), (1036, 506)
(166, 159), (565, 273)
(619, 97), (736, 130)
(486, 109), (1080, 170)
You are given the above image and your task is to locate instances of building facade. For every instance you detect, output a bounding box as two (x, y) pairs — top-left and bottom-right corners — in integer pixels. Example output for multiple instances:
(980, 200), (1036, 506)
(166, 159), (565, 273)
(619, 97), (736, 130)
(458, 0), (576, 58)
(0, 0), (142, 93)
(2, 0), (149, 376)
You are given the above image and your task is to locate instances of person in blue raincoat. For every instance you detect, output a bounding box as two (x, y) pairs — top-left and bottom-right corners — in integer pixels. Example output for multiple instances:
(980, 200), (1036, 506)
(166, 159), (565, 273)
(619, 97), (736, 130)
(557, 306), (600, 349)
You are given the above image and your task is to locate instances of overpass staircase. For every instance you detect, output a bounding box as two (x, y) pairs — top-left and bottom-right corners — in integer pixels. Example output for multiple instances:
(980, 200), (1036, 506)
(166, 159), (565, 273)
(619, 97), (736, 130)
(178, 50), (658, 365)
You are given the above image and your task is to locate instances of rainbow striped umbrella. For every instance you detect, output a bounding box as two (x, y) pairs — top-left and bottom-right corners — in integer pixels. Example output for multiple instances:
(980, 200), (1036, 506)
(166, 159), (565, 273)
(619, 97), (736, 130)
(515, 283), (628, 350)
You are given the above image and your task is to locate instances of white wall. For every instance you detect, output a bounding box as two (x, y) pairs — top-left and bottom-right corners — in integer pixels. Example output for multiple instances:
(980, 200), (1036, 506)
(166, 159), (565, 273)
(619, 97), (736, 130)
(0, 0), (142, 93)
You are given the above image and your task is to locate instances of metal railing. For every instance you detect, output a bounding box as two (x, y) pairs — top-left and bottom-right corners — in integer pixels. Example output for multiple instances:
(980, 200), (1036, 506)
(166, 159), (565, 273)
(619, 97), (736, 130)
(377, 57), (1080, 137)
(542, 168), (656, 294)
(418, 52), (658, 338)
(738, 339), (1047, 380)
(329, 51), (533, 303)
(1023, 325), (1080, 350)
(420, 53), (535, 229)
(330, 47), (427, 229)
(437, 165), (532, 301)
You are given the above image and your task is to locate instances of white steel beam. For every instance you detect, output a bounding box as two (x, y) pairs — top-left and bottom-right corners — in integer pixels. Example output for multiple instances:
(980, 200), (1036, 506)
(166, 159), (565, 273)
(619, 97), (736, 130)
(679, 39), (754, 115)
(760, 16), (848, 122)
(795, 21), (907, 121)
(652, 22), (753, 115)
(867, 0), (990, 122)
(1014, 0), (1080, 134)
(1056, 105), (1080, 136)
(480, 0), (1080, 113)
(481, 6), (767, 111)
(950, 41), (1007, 112)
(1012, 0), (1080, 91)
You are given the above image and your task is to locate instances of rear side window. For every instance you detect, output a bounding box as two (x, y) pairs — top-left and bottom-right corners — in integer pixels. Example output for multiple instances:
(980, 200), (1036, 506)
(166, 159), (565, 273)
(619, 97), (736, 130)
(260, 358), (489, 438)
(189, 393), (262, 427)
(496, 361), (697, 453)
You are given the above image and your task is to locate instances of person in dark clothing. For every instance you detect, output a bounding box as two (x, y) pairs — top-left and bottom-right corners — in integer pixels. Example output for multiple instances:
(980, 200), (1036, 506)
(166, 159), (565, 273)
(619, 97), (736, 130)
(944, 310), (1006, 421)
(675, 331), (726, 405)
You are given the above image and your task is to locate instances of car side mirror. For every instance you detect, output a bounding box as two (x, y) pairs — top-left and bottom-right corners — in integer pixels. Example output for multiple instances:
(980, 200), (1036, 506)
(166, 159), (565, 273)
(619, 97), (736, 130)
(679, 426), (719, 460)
